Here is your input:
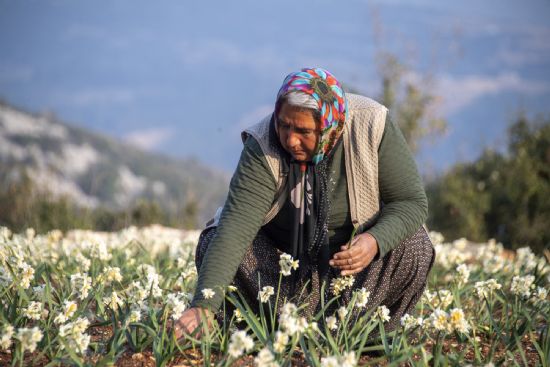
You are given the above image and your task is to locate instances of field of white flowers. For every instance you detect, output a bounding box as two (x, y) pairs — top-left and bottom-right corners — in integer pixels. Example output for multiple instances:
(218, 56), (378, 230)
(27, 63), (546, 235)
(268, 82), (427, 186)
(0, 225), (548, 366)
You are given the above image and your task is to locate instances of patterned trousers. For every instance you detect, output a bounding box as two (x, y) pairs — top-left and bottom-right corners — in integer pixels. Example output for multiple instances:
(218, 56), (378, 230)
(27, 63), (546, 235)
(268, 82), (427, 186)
(195, 225), (434, 333)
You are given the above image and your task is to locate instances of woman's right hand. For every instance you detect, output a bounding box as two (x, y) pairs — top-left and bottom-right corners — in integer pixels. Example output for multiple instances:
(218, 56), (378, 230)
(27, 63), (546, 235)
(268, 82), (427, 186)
(172, 307), (213, 340)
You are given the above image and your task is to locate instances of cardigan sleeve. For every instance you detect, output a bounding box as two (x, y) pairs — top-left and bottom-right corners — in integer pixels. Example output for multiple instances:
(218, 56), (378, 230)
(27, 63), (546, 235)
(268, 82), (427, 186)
(190, 137), (277, 311)
(365, 115), (428, 258)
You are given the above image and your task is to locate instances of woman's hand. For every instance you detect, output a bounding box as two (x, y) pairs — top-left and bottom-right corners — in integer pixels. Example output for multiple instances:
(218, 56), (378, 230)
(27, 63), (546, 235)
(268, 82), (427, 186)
(172, 307), (213, 340)
(329, 232), (379, 276)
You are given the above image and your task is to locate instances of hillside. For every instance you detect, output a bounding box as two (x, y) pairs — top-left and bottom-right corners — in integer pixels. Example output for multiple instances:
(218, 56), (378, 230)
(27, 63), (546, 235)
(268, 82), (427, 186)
(0, 101), (228, 224)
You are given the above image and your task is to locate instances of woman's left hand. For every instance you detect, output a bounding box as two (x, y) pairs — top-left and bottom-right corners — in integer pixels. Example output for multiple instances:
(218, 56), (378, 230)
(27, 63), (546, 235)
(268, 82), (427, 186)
(329, 232), (379, 276)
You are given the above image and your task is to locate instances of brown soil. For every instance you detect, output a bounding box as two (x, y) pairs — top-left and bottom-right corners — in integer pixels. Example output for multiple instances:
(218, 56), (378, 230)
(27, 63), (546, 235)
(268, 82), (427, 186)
(0, 333), (542, 367)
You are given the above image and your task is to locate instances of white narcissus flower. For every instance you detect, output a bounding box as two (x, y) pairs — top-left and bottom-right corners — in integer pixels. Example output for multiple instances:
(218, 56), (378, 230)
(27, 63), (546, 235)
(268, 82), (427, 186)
(89, 240), (112, 261)
(515, 247), (539, 273)
(330, 275), (355, 296)
(355, 287), (370, 308)
(137, 265), (163, 298)
(474, 279), (502, 299)
(510, 275), (535, 299)
(449, 308), (470, 334)
(258, 286), (275, 303)
(233, 308), (244, 322)
(431, 289), (453, 309)
(273, 331), (288, 353)
(428, 231), (444, 245)
(320, 356), (339, 367)
(15, 327), (43, 353)
(308, 321), (319, 333)
(455, 264), (470, 285)
(58, 317), (90, 354)
(337, 306), (348, 321)
(103, 291), (123, 311)
(25, 228), (35, 240)
(127, 281), (148, 305)
(227, 285), (238, 292)
(23, 301), (46, 320)
(421, 289), (435, 305)
(0, 325), (14, 351)
(201, 288), (215, 299)
(374, 305), (391, 323)
(0, 226), (11, 240)
(401, 314), (422, 330)
(166, 292), (188, 320)
(19, 262), (35, 289)
(100, 266), (123, 284)
(341, 351), (357, 367)
(483, 255), (508, 275)
(74, 253), (91, 272)
(325, 316), (338, 330)
(128, 309), (142, 323)
(70, 273), (92, 300)
(427, 308), (449, 332)
(433, 241), (471, 269)
(176, 257), (187, 269)
(531, 287), (548, 305)
(279, 253), (299, 276)
(228, 330), (254, 358)
(54, 300), (78, 324)
(254, 347), (279, 367)
(278, 302), (308, 336)
(181, 267), (198, 281)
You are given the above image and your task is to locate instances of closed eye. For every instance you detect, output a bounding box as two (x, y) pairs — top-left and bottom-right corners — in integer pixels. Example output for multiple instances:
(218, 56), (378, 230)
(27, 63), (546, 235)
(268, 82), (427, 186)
(277, 119), (315, 135)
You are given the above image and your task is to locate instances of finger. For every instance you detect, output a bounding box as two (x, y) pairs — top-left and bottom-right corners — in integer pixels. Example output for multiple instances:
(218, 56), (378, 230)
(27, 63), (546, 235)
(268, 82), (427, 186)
(330, 256), (357, 268)
(335, 263), (355, 271)
(333, 248), (356, 260)
(179, 323), (201, 341)
(335, 258), (365, 271)
(333, 247), (363, 263)
(173, 324), (184, 340)
(175, 321), (190, 340)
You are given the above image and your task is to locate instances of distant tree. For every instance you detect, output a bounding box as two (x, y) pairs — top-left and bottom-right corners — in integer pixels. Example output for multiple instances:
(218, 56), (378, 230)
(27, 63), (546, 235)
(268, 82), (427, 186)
(130, 199), (164, 227)
(181, 198), (199, 230)
(427, 114), (550, 253)
(377, 53), (447, 153)
(0, 170), (35, 230)
(0, 169), (93, 232)
(0, 168), (184, 234)
(496, 114), (550, 252)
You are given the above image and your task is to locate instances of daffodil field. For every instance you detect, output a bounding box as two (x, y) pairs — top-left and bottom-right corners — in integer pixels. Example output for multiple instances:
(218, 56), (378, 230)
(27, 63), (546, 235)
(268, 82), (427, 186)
(0, 226), (548, 366)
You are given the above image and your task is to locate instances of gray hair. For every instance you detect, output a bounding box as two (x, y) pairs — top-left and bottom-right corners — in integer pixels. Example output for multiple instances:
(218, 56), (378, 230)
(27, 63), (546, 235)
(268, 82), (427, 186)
(278, 91), (321, 124)
(284, 90), (318, 110)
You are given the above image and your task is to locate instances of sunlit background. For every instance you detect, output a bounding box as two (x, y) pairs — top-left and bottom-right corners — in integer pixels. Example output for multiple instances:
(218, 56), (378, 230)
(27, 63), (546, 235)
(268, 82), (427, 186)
(0, 3), (548, 364)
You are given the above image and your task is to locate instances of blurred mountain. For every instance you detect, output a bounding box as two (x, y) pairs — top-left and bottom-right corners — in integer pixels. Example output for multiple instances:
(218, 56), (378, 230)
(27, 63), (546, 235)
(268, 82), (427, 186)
(0, 101), (229, 224)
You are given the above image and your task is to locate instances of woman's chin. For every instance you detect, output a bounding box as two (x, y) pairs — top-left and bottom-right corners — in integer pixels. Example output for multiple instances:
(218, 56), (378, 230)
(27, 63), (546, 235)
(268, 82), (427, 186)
(291, 153), (309, 162)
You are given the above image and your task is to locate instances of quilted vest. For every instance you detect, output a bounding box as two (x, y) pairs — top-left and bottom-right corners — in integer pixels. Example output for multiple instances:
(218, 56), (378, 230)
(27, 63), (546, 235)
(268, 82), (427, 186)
(241, 93), (388, 231)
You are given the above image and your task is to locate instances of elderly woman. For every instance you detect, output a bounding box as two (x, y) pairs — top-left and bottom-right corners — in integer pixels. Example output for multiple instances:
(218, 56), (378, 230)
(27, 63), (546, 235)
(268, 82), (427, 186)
(174, 67), (434, 337)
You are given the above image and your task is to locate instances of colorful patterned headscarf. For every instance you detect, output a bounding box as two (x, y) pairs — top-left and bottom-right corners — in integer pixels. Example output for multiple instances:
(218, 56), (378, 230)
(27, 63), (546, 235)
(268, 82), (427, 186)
(275, 67), (348, 164)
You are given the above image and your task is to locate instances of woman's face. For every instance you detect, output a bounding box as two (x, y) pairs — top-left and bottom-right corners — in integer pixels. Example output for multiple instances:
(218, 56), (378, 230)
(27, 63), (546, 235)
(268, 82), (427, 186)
(276, 103), (320, 162)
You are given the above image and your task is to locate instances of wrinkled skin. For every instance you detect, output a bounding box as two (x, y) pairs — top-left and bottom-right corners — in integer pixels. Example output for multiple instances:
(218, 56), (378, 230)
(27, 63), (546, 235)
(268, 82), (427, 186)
(275, 103), (320, 162)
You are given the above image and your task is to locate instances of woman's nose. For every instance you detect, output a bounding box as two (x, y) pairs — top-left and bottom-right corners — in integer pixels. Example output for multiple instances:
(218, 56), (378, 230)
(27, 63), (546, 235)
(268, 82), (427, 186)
(286, 132), (300, 148)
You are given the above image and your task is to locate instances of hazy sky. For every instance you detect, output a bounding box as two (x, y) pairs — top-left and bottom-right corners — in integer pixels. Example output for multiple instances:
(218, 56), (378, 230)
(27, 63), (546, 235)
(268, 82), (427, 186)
(1, 0), (549, 175)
